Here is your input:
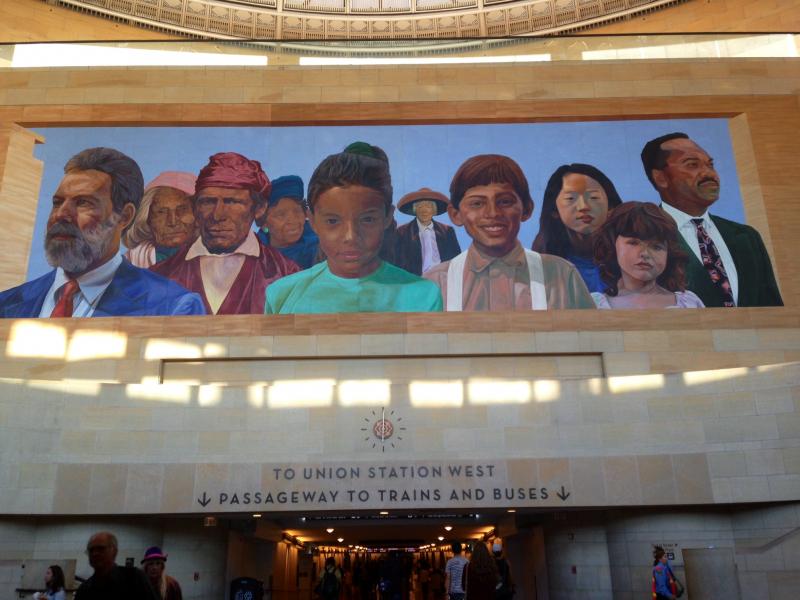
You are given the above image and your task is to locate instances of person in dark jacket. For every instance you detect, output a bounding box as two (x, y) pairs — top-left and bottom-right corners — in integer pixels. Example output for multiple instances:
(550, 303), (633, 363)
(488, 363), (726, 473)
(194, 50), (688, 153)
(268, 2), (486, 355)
(394, 188), (461, 275)
(74, 532), (158, 600)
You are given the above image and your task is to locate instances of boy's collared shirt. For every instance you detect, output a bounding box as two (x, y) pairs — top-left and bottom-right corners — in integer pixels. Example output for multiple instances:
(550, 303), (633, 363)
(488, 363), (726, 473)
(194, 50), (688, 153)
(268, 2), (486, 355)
(424, 242), (594, 311)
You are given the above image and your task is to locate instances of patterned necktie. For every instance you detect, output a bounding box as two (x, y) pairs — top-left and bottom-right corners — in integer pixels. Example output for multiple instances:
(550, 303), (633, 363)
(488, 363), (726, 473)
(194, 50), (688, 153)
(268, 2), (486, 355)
(692, 218), (735, 307)
(50, 279), (80, 318)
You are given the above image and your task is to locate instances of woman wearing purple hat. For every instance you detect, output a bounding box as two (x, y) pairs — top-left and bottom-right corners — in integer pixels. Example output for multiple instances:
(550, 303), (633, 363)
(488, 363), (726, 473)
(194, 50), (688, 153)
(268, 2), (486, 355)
(142, 546), (183, 600)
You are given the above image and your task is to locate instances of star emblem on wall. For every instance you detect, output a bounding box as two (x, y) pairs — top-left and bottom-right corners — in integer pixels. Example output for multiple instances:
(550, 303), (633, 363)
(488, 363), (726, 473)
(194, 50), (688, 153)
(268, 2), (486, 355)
(362, 407), (406, 452)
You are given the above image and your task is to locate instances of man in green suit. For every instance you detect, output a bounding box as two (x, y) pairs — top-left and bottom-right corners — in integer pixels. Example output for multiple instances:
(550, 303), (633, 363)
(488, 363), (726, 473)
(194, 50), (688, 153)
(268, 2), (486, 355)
(641, 132), (783, 307)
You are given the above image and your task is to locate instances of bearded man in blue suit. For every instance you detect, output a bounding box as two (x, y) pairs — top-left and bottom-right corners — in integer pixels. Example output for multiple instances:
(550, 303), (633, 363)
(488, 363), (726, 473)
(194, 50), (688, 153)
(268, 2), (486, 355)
(0, 147), (205, 318)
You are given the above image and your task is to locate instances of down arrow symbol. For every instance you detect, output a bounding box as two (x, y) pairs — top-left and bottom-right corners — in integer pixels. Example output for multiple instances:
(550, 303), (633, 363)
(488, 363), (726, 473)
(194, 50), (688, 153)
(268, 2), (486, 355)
(197, 492), (211, 507)
(556, 486), (571, 501)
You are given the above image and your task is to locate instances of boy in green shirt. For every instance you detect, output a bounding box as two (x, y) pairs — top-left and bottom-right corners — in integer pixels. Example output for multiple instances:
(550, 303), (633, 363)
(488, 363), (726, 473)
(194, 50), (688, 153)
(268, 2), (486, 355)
(265, 142), (442, 314)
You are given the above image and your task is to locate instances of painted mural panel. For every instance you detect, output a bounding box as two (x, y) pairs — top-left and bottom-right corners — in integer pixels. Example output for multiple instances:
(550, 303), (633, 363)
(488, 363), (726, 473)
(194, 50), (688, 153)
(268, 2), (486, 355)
(0, 119), (782, 318)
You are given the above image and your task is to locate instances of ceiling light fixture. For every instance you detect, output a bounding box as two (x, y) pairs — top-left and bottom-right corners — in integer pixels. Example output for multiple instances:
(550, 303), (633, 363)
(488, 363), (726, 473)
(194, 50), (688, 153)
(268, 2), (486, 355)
(444, 526), (453, 531)
(326, 528), (335, 533)
(337, 537), (344, 543)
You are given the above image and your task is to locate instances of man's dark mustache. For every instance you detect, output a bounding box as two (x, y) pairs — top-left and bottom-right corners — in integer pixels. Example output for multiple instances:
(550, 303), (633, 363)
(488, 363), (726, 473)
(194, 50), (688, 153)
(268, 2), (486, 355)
(46, 221), (84, 241)
(699, 177), (719, 186)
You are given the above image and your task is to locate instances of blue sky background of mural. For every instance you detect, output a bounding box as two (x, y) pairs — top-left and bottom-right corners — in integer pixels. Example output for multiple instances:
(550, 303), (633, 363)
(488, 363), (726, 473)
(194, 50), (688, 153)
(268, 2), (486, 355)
(29, 118), (742, 279)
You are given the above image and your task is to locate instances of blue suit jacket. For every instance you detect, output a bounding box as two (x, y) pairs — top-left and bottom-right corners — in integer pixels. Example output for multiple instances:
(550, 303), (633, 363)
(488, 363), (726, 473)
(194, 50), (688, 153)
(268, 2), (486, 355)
(0, 259), (206, 318)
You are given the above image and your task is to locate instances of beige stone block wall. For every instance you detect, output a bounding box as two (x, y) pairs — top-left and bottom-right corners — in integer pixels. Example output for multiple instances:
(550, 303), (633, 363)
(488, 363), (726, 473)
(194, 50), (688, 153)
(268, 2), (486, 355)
(0, 353), (797, 514)
(0, 125), (43, 289)
(594, 0), (800, 34)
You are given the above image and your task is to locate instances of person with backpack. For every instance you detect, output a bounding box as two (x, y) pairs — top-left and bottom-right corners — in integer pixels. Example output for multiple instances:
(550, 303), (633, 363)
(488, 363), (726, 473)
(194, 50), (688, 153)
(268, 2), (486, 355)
(492, 541), (515, 600)
(316, 557), (342, 600)
(652, 546), (684, 600)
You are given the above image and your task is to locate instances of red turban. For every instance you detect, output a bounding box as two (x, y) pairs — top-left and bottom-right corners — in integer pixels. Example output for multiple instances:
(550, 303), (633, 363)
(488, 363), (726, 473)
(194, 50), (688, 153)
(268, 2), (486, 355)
(195, 152), (271, 202)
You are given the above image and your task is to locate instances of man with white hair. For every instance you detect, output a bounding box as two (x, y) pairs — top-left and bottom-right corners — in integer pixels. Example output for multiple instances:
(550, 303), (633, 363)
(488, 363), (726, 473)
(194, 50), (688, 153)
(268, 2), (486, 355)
(394, 187), (460, 275)
(74, 531), (158, 600)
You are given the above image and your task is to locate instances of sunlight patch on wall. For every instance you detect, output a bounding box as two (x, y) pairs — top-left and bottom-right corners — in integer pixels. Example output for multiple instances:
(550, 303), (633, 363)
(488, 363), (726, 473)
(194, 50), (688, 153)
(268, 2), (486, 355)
(607, 373), (665, 393)
(683, 366), (749, 386)
(7, 321), (66, 358)
(338, 379), (391, 407)
(144, 339), (203, 360)
(247, 383), (266, 408)
(582, 34), (798, 60)
(11, 43), (269, 67)
(202, 342), (228, 357)
(532, 379), (561, 402)
(409, 380), (463, 407)
(468, 379), (531, 404)
(125, 378), (192, 404)
(299, 54), (550, 66)
(66, 330), (127, 361)
(268, 379), (335, 408)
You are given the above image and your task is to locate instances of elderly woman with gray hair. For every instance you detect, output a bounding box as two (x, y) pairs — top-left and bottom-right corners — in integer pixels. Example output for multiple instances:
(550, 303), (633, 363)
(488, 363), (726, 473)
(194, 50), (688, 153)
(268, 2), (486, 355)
(124, 171), (197, 267)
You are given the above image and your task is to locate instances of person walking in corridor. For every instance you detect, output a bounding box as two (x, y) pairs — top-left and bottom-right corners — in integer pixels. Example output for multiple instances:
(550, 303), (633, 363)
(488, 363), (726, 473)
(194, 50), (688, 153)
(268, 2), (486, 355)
(444, 542), (468, 600)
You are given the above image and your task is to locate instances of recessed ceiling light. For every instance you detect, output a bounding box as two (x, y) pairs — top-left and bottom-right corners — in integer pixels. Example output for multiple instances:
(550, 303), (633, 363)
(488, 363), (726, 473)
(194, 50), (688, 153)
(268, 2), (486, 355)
(326, 528), (335, 533)
(444, 526), (453, 531)
(438, 536), (444, 541)
(507, 509), (516, 513)
(252, 513), (262, 518)
(380, 511), (389, 515)
(337, 537), (344, 543)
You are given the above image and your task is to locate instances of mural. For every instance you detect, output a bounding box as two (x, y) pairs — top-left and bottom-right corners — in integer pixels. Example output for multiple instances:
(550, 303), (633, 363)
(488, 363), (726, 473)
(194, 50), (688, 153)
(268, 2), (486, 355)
(0, 119), (783, 318)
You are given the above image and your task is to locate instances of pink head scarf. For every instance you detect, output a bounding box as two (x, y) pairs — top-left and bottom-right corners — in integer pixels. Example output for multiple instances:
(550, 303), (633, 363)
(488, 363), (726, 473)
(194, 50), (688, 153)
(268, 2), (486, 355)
(145, 171), (197, 196)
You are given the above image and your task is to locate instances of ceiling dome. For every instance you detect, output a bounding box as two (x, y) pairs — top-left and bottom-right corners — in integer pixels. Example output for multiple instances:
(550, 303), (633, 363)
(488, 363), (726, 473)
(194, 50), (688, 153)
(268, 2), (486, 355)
(49, 0), (686, 40)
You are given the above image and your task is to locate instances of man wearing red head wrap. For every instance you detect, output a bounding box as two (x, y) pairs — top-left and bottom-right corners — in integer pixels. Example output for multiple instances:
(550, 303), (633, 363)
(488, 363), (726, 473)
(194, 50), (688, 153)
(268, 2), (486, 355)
(152, 152), (299, 314)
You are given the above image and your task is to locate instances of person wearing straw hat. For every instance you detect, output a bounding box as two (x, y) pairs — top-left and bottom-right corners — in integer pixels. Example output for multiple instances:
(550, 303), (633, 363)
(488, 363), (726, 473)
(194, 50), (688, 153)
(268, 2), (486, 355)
(394, 187), (461, 275)
(141, 546), (183, 600)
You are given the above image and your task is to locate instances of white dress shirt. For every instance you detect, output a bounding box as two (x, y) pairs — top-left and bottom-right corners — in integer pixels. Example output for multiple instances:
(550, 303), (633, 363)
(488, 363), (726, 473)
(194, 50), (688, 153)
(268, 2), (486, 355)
(185, 230), (260, 314)
(418, 219), (441, 274)
(39, 253), (123, 317)
(661, 202), (739, 304)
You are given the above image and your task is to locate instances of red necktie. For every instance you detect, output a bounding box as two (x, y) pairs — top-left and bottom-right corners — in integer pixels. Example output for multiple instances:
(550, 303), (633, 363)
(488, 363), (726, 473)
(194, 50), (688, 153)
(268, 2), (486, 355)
(50, 280), (80, 318)
(692, 218), (735, 307)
